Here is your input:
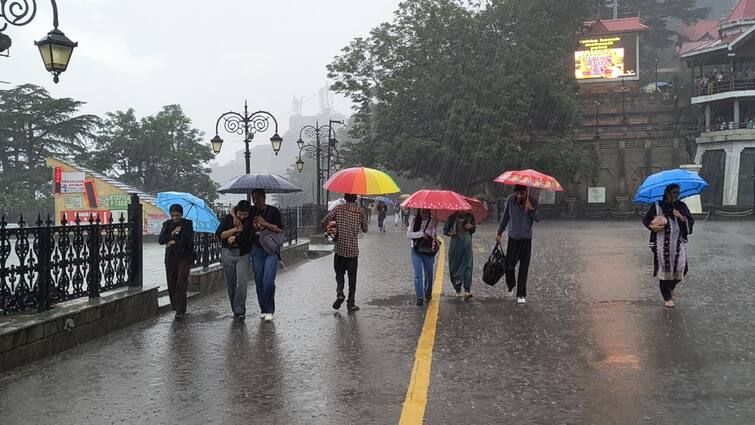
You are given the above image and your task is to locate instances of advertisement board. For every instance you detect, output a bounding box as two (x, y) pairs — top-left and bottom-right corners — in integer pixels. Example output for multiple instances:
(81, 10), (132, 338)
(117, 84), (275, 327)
(62, 210), (112, 224)
(538, 190), (556, 205)
(101, 194), (130, 210)
(575, 34), (638, 81)
(587, 187), (606, 204)
(64, 195), (84, 209)
(60, 172), (85, 193)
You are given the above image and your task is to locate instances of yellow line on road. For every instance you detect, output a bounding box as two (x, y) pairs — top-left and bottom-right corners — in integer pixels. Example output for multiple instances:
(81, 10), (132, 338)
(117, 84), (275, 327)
(399, 239), (446, 425)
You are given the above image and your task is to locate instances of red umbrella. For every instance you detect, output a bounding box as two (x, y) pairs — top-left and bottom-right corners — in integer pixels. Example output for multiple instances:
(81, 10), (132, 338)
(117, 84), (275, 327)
(494, 169), (564, 191)
(400, 190), (471, 211)
(434, 196), (488, 223)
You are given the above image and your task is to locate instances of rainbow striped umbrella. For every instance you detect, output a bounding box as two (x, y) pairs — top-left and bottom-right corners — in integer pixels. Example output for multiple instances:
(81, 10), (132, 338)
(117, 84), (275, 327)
(323, 167), (400, 196)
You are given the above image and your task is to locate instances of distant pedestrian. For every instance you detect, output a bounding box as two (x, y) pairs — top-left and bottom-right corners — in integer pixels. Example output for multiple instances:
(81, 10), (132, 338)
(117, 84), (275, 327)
(249, 189), (284, 322)
(642, 184), (694, 308)
(217, 200), (253, 321)
(443, 210), (476, 300)
(394, 205), (401, 229)
(322, 193), (368, 312)
(376, 201), (388, 233)
(407, 209), (438, 305)
(158, 204), (194, 320)
(402, 207), (411, 228)
(497, 185), (540, 305)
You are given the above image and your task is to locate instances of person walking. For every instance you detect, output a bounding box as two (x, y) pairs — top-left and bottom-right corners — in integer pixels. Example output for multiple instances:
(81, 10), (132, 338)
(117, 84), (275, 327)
(394, 204), (401, 229)
(642, 183), (694, 308)
(496, 185), (540, 305)
(322, 193), (368, 312)
(158, 204), (194, 320)
(443, 210), (476, 300)
(217, 200), (253, 321)
(407, 209), (438, 306)
(376, 200), (388, 233)
(249, 189), (284, 322)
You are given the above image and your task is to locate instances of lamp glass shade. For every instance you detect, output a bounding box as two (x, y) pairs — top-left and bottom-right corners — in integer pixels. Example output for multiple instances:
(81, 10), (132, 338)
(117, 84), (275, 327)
(211, 135), (223, 154)
(270, 133), (283, 154)
(35, 29), (77, 74)
(296, 159), (305, 172)
(296, 138), (304, 150)
(333, 158), (342, 171)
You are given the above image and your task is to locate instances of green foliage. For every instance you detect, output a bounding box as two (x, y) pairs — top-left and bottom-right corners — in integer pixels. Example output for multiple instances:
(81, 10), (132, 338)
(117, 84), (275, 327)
(0, 84), (99, 208)
(328, 0), (591, 194)
(83, 105), (218, 202)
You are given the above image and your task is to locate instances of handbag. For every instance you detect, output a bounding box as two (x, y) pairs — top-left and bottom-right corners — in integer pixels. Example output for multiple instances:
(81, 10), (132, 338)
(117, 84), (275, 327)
(650, 202), (669, 232)
(482, 242), (506, 286)
(413, 217), (439, 256)
(258, 207), (287, 255)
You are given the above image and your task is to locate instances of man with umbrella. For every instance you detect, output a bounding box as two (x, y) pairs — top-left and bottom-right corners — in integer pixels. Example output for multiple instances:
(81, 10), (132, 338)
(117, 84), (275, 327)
(496, 185), (540, 304)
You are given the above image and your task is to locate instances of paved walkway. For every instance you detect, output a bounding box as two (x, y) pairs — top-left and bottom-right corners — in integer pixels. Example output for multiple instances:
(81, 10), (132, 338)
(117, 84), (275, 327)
(1, 221), (754, 424)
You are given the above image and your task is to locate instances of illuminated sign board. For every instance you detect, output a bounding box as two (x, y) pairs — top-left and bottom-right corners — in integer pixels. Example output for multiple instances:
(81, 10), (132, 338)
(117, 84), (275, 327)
(575, 34), (638, 81)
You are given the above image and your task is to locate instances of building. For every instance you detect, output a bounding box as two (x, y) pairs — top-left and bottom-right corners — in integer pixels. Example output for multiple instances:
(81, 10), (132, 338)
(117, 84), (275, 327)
(681, 0), (755, 209)
(46, 157), (167, 234)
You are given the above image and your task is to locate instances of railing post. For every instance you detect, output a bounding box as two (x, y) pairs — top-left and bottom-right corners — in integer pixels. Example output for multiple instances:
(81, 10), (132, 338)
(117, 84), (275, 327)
(36, 217), (53, 312)
(87, 214), (101, 298)
(202, 233), (210, 269)
(128, 194), (143, 288)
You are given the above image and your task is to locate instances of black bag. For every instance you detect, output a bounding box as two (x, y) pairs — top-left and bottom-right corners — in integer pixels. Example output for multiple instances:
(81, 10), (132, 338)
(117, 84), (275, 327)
(482, 242), (506, 286)
(413, 217), (439, 257)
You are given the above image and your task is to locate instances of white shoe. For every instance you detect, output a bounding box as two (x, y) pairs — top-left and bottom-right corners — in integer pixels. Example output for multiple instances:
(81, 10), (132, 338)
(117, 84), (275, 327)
(455, 291), (464, 298)
(507, 287), (516, 297)
(263, 314), (274, 321)
(517, 297), (526, 304)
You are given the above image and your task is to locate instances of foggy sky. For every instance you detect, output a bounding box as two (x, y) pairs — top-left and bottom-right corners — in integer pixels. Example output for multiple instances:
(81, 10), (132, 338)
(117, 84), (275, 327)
(1, 0), (400, 165)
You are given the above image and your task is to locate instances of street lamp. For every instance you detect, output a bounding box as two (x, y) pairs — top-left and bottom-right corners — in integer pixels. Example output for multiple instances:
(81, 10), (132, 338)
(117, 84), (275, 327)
(296, 119), (342, 205)
(0, 0), (77, 83)
(210, 100), (282, 175)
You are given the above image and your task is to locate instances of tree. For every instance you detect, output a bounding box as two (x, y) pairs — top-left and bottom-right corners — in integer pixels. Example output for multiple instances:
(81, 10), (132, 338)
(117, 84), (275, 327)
(328, 0), (592, 197)
(84, 105), (218, 202)
(0, 84), (99, 209)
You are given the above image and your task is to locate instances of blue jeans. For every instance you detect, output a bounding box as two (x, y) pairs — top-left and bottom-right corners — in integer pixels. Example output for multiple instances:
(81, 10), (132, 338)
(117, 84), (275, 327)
(250, 246), (278, 314)
(411, 249), (435, 299)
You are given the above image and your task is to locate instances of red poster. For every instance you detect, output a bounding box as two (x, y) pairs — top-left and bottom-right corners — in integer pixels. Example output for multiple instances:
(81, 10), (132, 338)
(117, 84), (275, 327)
(61, 210), (112, 224)
(53, 166), (62, 194)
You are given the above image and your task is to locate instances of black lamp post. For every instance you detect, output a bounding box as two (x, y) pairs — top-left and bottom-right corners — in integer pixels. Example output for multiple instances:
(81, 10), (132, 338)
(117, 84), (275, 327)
(0, 0), (77, 83)
(295, 119), (342, 206)
(210, 100), (283, 175)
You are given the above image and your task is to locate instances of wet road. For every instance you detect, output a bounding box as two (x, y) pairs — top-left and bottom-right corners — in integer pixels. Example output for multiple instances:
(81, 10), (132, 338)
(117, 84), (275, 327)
(1, 221), (754, 424)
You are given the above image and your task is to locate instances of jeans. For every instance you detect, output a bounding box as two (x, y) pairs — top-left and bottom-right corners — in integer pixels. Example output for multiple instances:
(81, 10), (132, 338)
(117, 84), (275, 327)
(221, 248), (250, 315)
(334, 254), (358, 306)
(411, 249), (435, 299)
(659, 279), (679, 301)
(251, 245), (278, 314)
(506, 238), (532, 298)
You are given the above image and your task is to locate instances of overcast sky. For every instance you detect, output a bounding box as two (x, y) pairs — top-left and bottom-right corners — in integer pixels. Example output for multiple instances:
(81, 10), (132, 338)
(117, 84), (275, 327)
(2, 0), (400, 163)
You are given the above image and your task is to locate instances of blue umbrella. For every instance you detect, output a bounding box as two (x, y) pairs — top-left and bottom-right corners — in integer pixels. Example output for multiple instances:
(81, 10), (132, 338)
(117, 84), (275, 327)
(633, 169), (709, 204)
(156, 192), (220, 233)
(218, 174), (302, 194)
(363, 195), (396, 205)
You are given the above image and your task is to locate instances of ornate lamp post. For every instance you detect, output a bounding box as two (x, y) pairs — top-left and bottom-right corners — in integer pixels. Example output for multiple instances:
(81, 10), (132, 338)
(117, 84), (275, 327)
(210, 100), (283, 175)
(295, 119), (342, 205)
(0, 0), (78, 83)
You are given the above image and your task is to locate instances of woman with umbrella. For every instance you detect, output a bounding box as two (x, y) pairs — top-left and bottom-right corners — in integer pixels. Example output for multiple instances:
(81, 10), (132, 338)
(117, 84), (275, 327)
(641, 183), (695, 308)
(158, 204), (194, 320)
(407, 209), (438, 306)
(443, 209), (476, 300)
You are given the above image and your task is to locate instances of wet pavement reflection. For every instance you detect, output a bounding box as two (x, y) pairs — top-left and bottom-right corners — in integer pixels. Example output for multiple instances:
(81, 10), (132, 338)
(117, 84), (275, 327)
(0, 221), (754, 424)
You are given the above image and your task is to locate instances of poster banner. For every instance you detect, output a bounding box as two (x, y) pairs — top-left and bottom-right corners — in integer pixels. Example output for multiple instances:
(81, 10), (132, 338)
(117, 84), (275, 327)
(62, 210), (112, 224)
(110, 210), (128, 222)
(101, 194), (130, 210)
(587, 187), (606, 204)
(60, 172), (85, 193)
(146, 214), (166, 235)
(64, 195), (84, 209)
(538, 190), (556, 205)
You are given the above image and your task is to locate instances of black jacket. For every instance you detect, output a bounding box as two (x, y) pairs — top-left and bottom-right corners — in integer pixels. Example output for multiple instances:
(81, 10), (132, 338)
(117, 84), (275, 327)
(158, 218), (194, 262)
(215, 214), (253, 256)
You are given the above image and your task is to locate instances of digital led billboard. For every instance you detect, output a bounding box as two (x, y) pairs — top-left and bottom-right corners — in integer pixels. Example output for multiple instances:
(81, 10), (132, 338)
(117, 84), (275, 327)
(575, 34), (638, 81)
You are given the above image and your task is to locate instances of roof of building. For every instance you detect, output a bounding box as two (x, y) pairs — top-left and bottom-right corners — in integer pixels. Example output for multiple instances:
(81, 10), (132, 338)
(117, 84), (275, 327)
(49, 157), (158, 206)
(678, 20), (720, 42)
(583, 17), (649, 35)
(729, 0), (755, 22)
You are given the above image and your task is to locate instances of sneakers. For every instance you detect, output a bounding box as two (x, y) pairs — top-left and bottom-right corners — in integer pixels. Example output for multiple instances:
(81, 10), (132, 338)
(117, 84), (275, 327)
(463, 291), (473, 301)
(333, 296), (346, 310)
(455, 291), (464, 298)
(347, 304), (360, 312)
(664, 300), (675, 308)
(517, 297), (526, 304)
(263, 313), (274, 322)
(417, 299), (424, 306)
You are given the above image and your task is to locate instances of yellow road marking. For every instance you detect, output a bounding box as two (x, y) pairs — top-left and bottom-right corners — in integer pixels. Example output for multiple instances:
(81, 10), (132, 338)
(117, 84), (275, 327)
(399, 239), (446, 425)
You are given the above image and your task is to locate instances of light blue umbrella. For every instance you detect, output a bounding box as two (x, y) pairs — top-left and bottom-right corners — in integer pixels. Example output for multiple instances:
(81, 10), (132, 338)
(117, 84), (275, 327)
(633, 169), (709, 204)
(156, 192), (220, 233)
(362, 195), (396, 205)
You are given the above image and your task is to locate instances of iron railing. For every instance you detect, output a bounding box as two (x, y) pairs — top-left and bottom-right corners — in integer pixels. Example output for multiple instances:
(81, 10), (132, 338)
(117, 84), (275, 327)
(694, 78), (755, 97)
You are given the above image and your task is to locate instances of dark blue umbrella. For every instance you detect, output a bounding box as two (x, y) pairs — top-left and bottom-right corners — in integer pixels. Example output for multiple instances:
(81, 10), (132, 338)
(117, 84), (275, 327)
(218, 174), (302, 194)
(633, 169), (708, 204)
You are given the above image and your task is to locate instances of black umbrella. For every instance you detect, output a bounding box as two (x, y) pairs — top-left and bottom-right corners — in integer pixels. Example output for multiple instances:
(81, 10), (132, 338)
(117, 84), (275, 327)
(218, 174), (303, 194)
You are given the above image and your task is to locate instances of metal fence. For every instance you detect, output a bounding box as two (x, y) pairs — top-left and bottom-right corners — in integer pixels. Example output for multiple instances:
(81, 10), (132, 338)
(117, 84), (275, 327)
(0, 199), (143, 316)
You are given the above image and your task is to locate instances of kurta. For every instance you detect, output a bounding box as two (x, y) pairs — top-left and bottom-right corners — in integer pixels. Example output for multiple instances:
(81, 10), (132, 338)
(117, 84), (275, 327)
(443, 212), (476, 291)
(643, 201), (694, 281)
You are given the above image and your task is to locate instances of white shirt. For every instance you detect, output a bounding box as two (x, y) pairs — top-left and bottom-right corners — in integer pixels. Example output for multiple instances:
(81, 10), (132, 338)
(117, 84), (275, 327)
(406, 215), (438, 247)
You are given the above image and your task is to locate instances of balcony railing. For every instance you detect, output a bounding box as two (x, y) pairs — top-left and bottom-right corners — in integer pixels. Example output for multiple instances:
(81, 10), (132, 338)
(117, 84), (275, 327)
(694, 77), (755, 97)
